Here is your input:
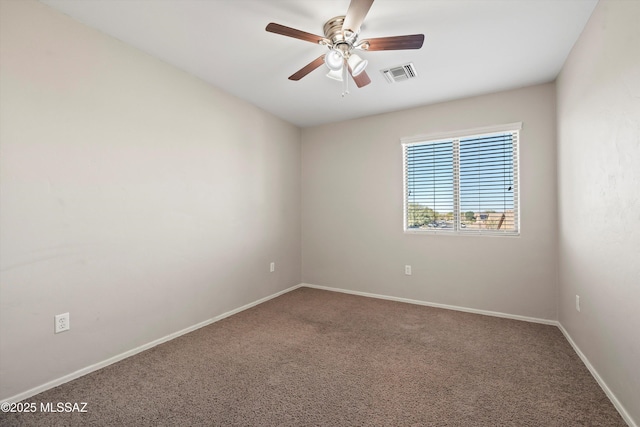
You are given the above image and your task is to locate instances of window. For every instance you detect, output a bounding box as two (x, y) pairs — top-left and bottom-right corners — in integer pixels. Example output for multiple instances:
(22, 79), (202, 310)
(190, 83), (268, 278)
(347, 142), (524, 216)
(402, 123), (520, 235)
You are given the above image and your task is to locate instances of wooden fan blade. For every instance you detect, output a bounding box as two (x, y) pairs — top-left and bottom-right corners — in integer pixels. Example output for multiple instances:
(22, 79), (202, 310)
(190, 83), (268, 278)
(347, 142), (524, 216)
(363, 34), (425, 51)
(289, 55), (326, 81)
(266, 23), (325, 44)
(349, 68), (371, 88)
(343, 0), (374, 34)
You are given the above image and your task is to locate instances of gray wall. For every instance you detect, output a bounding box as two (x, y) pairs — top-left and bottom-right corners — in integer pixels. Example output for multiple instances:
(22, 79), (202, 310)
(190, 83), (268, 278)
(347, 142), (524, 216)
(557, 0), (640, 423)
(302, 83), (558, 321)
(0, 0), (301, 400)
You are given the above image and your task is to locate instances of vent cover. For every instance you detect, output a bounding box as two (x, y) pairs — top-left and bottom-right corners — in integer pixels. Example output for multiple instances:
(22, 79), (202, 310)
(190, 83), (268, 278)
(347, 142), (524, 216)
(381, 63), (418, 83)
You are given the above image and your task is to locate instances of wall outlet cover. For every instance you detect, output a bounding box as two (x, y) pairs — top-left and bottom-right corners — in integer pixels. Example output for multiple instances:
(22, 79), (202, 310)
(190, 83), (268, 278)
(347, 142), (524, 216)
(55, 312), (70, 333)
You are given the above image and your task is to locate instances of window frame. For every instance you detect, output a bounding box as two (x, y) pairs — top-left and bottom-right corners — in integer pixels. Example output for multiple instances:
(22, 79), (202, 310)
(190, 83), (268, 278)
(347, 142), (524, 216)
(402, 122), (522, 236)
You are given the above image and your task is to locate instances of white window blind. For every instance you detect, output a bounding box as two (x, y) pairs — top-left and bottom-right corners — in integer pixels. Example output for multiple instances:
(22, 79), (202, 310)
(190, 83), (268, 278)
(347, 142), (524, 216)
(405, 140), (455, 228)
(403, 125), (519, 235)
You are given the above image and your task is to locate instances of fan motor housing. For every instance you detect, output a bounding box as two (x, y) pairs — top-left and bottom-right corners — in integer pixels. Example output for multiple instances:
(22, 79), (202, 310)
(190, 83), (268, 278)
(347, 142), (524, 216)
(323, 16), (348, 45)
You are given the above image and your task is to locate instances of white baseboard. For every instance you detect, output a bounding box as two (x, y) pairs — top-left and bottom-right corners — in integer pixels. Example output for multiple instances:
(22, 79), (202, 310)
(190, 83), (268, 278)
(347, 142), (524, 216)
(301, 283), (558, 325)
(557, 323), (637, 427)
(1, 283), (304, 405)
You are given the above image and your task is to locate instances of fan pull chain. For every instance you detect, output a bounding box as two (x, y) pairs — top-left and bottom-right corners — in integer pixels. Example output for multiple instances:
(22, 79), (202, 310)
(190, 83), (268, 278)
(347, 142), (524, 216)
(341, 61), (349, 97)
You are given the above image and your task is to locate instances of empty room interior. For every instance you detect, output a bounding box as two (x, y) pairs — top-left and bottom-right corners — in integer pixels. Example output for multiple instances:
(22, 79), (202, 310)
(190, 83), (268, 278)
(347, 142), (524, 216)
(0, 0), (638, 425)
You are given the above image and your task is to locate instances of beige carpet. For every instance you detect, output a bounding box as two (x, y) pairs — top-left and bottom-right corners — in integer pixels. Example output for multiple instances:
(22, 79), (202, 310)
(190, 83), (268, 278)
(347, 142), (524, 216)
(0, 287), (625, 426)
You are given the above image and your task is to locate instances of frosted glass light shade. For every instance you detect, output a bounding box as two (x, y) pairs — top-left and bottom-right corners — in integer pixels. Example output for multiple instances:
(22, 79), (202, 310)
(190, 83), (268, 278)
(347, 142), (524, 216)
(325, 49), (344, 71)
(347, 54), (368, 76)
(326, 68), (343, 81)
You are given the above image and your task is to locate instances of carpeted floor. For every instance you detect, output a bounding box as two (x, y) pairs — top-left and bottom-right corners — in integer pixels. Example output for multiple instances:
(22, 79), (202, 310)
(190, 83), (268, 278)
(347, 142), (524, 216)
(0, 287), (626, 426)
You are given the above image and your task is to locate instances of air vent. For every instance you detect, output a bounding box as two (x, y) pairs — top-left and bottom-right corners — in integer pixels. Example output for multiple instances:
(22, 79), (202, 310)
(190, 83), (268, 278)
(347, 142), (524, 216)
(381, 63), (418, 83)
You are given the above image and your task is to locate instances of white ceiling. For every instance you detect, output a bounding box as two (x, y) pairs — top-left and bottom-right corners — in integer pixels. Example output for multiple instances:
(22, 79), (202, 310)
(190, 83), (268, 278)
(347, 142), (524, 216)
(40, 0), (597, 128)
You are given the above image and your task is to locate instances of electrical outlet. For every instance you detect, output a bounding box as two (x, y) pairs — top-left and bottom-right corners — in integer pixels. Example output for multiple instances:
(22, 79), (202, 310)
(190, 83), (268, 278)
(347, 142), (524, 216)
(270, 262), (275, 273)
(55, 312), (70, 333)
(576, 295), (580, 312)
(405, 265), (412, 276)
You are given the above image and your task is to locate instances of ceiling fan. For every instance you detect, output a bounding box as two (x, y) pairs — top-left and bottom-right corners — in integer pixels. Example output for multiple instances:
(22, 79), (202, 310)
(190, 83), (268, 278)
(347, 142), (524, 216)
(266, 0), (424, 95)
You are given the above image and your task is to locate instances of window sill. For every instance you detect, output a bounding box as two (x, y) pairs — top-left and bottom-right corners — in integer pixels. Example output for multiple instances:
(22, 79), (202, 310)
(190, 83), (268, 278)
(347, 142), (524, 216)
(404, 228), (520, 237)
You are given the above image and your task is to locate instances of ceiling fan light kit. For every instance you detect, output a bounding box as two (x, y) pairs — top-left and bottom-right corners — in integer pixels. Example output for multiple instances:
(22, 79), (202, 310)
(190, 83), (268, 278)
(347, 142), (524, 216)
(265, 0), (424, 96)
